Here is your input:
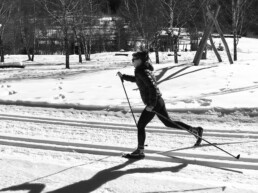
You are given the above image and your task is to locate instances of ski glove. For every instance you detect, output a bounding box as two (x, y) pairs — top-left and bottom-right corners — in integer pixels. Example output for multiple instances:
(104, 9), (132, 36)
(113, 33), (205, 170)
(117, 72), (123, 82)
(146, 106), (154, 112)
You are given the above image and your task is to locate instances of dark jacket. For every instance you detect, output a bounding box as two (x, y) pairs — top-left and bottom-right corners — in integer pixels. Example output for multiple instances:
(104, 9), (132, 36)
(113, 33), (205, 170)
(122, 62), (161, 107)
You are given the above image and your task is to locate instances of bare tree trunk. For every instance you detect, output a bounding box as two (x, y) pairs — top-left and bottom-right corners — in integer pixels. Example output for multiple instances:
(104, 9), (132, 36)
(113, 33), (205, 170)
(232, 0), (254, 61)
(78, 41), (82, 63)
(201, 2), (208, 60)
(0, 36), (4, 62)
(208, 9), (233, 64)
(0, 4), (13, 62)
(170, 1), (178, 63)
(193, 6), (220, 66)
(20, 24), (32, 60)
(31, 45), (35, 61)
(85, 0), (93, 61)
(232, 0), (238, 61)
(155, 50), (159, 64)
(174, 28), (181, 63)
(64, 30), (70, 69)
(233, 32), (237, 61)
(154, 34), (159, 64)
(19, 7), (32, 61)
(209, 35), (222, 62)
(169, 0), (174, 53)
(72, 28), (82, 63)
(18, 0), (32, 61)
(174, 37), (178, 63)
(83, 41), (87, 61)
(82, 38), (90, 61)
(87, 40), (91, 61)
(31, 0), (36, 61)
(83, 39), (90, 61)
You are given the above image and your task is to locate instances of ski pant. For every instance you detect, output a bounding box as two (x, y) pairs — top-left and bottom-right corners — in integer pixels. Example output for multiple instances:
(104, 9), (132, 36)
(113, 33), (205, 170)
(137, 96), (192, 148)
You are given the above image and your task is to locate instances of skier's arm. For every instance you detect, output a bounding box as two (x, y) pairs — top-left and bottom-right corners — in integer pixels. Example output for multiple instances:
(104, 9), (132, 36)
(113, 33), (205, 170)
(139, 70), (158, 107)
(122, 74), (136, 82)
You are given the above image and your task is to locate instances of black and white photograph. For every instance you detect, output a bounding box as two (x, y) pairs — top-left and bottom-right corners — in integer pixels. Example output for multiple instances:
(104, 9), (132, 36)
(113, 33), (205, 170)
(0, 0), (258, 192)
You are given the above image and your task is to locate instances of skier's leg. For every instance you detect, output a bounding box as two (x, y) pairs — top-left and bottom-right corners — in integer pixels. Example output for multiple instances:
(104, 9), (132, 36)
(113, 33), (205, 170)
(156, 98), (192, 130)
(127, 108), (155, 158)
(155, 97), (203, 146)
(137, 108), (156, 148)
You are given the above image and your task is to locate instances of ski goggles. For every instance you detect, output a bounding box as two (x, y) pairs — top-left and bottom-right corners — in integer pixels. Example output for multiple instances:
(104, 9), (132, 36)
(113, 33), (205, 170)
(132, 57), (140, 62)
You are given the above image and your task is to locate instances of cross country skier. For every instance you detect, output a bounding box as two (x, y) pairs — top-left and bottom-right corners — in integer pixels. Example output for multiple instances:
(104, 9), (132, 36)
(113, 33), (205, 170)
(117, 51), (203, 158)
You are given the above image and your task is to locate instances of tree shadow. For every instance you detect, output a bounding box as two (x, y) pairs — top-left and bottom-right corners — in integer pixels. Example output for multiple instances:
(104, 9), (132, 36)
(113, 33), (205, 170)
(155, 63), (192, 82)
(47, 160), (188, 193)
(133, 63), (191, 91)
(157, 66), (191, 84)
(157, 66), (218, 85)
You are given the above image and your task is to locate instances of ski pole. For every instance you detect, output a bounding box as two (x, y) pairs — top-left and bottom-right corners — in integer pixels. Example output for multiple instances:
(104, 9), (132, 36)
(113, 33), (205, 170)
(117, 74), (138, 127)
(152, 110), (240, 160)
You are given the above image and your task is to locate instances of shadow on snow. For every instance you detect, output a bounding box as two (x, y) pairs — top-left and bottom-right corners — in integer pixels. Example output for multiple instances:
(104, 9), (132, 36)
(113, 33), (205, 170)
(0, 159), (188, 193)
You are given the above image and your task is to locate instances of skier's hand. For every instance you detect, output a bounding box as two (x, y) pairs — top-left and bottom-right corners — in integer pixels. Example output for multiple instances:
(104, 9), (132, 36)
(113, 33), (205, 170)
(117, 71), (123, 78)
(117, 72), (124, 82)
(146, 106), (154, 112)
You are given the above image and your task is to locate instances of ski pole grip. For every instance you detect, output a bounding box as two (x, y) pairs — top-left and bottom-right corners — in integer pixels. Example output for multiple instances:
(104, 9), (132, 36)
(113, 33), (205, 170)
(117, 72), (124, 82)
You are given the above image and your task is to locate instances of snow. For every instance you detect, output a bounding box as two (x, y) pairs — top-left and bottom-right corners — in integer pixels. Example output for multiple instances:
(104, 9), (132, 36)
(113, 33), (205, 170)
(1, 38), (258, 113)
(0, 37), (258, 192)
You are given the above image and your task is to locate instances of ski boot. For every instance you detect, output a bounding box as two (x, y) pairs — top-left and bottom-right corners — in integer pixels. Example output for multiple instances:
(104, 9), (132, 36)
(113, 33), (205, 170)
(191, 127), (203, 147)
(122, 148), (145, 159)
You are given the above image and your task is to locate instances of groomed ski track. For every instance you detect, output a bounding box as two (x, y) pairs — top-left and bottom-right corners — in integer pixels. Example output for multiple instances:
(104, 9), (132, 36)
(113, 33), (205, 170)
(1, 113), (258, 138)
(1, 113), (258, 171)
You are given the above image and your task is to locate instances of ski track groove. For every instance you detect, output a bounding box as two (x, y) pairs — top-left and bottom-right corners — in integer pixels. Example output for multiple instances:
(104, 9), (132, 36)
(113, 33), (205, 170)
(1, 113), (258, 171)
(0, 114), (257, 139)
(0, 135), (258, 171)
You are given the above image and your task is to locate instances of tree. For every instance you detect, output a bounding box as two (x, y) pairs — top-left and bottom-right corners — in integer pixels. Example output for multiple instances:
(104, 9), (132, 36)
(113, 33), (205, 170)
(120, 0), (166, 63)
(39, 0), (81, 69)
(201, 0), (222, 62)
(0, 0), (14, 62)
(218, 0), (255, 61)
(121, 0), (165, 49)
(247, 1), (258, 36)
(159, 0), (198, 63)
(61, 0), (102, 62)
(70, 0), (85, 63)
(16, 0), (38, 61)
(193, 0), (233, 66)
(232, 0), (254, 61)
(81, 0), (102, 61)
